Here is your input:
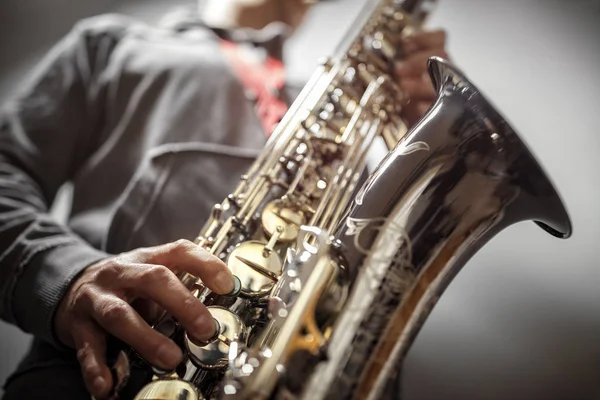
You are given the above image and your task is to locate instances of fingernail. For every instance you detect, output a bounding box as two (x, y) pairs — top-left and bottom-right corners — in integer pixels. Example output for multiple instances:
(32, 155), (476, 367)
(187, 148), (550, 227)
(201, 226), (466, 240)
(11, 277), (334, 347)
(214, 271), (234, 294)
(92, 376), (105, 394)
(193, 314), (217, 342)
(156, 343), (182, 367)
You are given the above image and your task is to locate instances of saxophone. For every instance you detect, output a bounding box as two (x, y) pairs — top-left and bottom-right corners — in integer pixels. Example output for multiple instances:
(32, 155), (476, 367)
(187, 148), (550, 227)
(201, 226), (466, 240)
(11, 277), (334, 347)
(124, 0), (573, 399)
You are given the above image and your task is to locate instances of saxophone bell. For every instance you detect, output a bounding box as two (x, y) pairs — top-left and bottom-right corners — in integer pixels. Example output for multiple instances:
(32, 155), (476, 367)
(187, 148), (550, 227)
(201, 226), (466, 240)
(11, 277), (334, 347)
(299, 56), (572, 400)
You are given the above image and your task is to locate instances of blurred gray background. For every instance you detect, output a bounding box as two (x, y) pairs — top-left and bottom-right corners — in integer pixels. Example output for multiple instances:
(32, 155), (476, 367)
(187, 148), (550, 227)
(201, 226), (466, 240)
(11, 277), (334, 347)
(0, 0), (599, 399)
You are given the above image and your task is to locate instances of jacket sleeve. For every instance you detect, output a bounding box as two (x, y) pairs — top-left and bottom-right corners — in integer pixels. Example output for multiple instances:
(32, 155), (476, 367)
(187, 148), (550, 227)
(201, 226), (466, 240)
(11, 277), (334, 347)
(0, 15), (130, 347)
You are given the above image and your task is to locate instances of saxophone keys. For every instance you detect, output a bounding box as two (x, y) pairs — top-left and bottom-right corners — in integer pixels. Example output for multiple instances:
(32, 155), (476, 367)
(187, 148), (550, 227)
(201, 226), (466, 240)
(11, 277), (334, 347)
(261, 200), (307, 243)
(185, 306), (246, 371)
(226, 241), (283, 298)
(263, 226), (284, 257)
(133, 376), (203, 400)
(222, 275), (242, 298)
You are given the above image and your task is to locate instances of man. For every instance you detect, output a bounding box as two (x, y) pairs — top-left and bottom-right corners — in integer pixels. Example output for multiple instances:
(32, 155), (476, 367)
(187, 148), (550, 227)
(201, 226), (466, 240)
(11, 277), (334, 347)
(0, 0), (449, 398)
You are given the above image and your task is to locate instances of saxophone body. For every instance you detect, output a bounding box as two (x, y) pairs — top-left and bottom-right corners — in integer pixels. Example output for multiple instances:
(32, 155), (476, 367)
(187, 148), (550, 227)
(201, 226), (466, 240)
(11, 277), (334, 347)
(127, 1), (572, 399)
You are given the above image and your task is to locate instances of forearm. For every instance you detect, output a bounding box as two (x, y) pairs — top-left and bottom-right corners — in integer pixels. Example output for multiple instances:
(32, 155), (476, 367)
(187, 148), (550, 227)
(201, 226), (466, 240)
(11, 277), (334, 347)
(0, 154), (109, 345)
(0, 16), (127, 345)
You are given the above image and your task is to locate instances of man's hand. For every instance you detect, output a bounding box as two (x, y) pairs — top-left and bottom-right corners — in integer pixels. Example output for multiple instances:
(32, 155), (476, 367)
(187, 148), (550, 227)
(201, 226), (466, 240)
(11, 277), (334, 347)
(54, 239), (234, 399)
(396, 29), (450, 127)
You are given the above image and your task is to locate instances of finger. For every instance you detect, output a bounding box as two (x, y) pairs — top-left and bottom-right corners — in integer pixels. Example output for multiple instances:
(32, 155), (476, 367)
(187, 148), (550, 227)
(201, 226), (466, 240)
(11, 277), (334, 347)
(124, 263), (217, 342)
(85, 289), (183, 371)
(395, 48), (449, 78)
(402, 29), (447, 54)
(400, 77), (436, 102)
(72, 321), (112, 399)
(136, 239), (234, 294)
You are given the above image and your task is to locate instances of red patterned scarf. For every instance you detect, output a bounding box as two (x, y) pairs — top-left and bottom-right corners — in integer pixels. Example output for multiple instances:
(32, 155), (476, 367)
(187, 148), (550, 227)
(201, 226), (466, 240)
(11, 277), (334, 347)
(220, 39), (288, 136)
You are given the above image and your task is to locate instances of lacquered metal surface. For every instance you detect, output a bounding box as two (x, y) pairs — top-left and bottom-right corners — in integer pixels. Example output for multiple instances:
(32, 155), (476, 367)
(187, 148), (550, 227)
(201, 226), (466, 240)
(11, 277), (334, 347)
(226, 242), (283, 298)
(133, 378), (202, 400)
(185, 307), (247, 370)
(118, 0), (572, 399)
(221, 226), (339, 399)
(300, 57), (572, 400)
(261, 200), (307, 242)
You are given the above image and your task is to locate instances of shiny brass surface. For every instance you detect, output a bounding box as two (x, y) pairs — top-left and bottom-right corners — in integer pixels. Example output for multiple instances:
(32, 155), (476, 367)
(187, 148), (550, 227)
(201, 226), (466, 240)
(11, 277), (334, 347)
(223, 227), (337, 399)
(133, 378), (202, 400)
(226, 241), (282, 298)
(185, 307), (246, 370)
(261, 200), (306, 242)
